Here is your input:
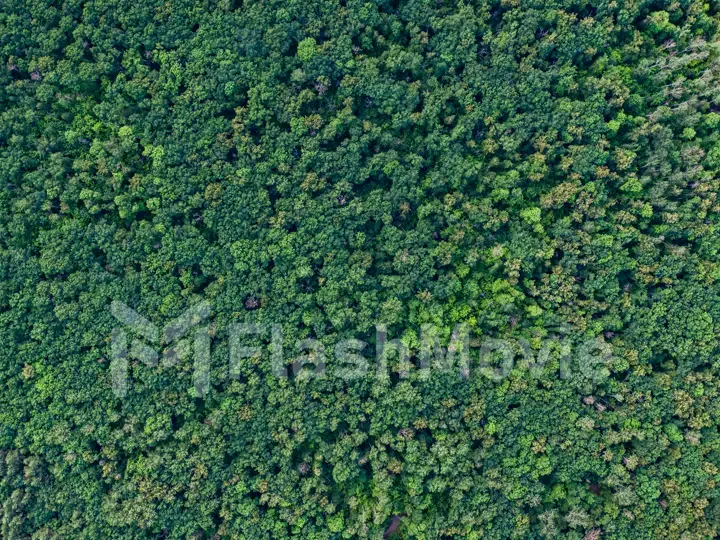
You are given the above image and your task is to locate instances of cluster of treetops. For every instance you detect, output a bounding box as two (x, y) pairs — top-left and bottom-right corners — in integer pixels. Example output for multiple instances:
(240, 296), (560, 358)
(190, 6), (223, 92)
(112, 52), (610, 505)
(1, 0), (720, 537)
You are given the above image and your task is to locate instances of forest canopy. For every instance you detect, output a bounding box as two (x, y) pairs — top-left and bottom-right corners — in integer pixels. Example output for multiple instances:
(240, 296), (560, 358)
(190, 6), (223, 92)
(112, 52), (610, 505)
(1, 0), (720, 537)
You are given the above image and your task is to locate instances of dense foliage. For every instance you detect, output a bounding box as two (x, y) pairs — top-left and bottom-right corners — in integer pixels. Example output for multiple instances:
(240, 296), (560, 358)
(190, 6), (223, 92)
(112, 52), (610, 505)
(2, 0), (720, 537)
